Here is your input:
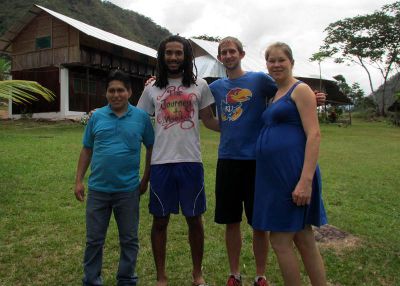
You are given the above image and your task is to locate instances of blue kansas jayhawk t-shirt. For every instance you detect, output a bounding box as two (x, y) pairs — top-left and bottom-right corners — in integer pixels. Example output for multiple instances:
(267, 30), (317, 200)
(210, 71), (277, 160)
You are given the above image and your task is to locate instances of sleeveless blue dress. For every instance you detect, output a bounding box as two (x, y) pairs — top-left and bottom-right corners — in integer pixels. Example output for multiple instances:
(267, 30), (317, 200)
(252, 81), (327, 232)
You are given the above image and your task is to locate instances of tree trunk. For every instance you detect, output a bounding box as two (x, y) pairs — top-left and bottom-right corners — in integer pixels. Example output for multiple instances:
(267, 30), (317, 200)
(358, 57), (375, 95)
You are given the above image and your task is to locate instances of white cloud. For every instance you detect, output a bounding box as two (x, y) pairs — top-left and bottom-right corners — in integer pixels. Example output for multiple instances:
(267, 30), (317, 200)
(109, 0), (396, 94)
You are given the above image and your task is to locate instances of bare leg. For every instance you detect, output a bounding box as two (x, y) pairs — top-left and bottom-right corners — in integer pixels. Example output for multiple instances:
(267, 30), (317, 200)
(270, 232), (301, 286)
(294, 226), (327, 286)
(253, 229), (269, 276)
(186, 215), (206, 285)
(226, 223), (242, 275)
(151, 216), (169, 286)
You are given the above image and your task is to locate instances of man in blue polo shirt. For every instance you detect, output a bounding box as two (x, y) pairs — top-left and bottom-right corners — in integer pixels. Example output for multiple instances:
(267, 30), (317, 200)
(74, 69), (154, 286)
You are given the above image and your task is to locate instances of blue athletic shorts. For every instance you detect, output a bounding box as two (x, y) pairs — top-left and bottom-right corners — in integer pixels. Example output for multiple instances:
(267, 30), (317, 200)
(149, 162), (206, 217)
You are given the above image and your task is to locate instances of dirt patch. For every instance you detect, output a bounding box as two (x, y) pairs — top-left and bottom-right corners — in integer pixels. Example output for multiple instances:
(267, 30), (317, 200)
(314, 224), (361, 253)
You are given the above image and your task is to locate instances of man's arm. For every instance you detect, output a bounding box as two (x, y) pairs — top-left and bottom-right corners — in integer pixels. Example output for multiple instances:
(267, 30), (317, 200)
(139, 145), (152, 195)
(137, 86), (155, 115)
(74, 147), (92, 202)
(315, 91), (326, 106)
(199, 105), (220, 132)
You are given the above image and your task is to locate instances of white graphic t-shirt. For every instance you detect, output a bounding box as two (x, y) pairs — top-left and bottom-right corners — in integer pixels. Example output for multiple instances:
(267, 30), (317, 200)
(137, 77), (215, 165)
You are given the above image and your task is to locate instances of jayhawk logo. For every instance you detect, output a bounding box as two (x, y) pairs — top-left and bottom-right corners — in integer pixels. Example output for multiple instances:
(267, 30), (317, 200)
(221, 88), (252, 121)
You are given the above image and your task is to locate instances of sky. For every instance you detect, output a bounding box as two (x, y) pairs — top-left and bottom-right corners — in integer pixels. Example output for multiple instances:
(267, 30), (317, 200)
(109, 0), (396, 94)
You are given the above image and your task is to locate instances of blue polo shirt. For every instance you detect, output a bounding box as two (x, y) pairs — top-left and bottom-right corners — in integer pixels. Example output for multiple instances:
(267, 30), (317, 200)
(83, 104), (154, 192)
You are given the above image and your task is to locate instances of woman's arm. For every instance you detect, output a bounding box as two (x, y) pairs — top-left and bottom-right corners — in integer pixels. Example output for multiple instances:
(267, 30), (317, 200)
(291, 83), (321, 206)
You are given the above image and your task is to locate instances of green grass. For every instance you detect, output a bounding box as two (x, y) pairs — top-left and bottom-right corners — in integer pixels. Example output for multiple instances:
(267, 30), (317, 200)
(0, 119), (399, 286)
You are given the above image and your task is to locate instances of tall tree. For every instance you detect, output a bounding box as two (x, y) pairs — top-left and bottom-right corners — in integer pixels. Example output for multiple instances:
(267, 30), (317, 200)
(349, 82), (366, 109)
(309, 52), (329, 91)
(333, 74), (352, 95)
(312, 1), (400, 115)
(333, 75), (365, 108)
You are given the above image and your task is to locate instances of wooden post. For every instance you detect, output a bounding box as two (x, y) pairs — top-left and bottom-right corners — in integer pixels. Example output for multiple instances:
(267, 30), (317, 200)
(349, 104), (352, 125)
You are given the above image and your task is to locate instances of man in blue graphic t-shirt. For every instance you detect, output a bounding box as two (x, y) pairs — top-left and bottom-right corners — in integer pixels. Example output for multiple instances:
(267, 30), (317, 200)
(209, 36), (276, 286)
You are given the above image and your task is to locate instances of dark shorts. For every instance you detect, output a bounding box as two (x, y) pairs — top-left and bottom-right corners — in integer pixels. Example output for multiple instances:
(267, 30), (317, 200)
(214, 159), (256, 225)
(149, 162), (206, 217)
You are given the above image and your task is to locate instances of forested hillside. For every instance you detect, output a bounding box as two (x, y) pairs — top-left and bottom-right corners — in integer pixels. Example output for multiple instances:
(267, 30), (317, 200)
(0, 0), (171, 49)
(372, 73), (400, 112)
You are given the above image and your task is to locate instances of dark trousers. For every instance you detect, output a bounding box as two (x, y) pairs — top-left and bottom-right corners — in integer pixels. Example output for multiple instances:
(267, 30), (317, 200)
(82, 190), (140, 286)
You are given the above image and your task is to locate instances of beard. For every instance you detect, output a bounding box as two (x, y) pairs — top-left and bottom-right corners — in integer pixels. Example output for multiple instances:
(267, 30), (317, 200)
(166, 61), (184, 75)
(223, 61), (240, 71)
(167, 67), (183, 75)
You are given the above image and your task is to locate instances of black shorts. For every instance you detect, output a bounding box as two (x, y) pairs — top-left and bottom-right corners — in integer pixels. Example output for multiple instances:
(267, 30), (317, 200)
(214, 159), (256, 225)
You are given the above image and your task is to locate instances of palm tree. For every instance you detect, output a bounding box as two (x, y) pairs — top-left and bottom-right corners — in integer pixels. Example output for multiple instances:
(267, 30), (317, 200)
(0, 57), (54, 104)
(0, 80), (55, 104)
(0, 57), (10, 81)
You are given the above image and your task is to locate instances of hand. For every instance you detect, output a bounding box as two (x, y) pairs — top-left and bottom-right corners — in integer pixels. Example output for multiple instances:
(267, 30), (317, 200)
(292, 180), (312, 206)
(87, 108), (98, 120)
(314, 90), (326, 107)
(74, 182), (85, 202)
(139, 179), (148, 195)
(145, 76), (156, 87)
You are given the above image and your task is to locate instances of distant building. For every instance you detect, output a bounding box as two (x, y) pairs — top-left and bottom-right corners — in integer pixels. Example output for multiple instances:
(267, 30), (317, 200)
(0, 4), (156, 119)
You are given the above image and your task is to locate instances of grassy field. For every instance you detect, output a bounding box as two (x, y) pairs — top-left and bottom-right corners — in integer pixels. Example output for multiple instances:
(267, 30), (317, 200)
(0, 119), (399, 286)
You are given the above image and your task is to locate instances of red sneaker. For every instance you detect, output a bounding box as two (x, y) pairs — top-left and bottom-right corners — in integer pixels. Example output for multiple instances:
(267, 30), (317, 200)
(254, 276), (269, 286)
(226, 275), (242, 286)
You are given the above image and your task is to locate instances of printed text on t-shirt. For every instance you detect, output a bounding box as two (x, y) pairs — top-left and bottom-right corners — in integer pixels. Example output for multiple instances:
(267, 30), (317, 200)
(156, 86), (197, 129)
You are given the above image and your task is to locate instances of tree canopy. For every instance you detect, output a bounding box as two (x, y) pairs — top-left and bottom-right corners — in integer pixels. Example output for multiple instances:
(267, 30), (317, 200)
(333, 75), (367, 109)
(312, 1), (400, 115)
(192, 35), (222, 42)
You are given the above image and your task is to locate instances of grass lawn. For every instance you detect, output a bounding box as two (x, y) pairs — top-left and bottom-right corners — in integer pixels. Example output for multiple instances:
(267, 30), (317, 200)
(0, 118), (399, 286)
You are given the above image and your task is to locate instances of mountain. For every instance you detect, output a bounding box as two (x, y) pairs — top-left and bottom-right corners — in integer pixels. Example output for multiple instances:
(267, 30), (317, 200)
(0, 0), (171, 49)
(372, 72), (400, 112)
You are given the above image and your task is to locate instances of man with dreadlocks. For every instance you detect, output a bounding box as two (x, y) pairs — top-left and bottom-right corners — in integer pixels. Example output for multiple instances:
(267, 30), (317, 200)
(137, 35), (219, 286)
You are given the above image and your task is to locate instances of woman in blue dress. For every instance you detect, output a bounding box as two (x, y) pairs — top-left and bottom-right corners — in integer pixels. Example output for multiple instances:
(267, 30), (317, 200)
(252, 42), (328, 286)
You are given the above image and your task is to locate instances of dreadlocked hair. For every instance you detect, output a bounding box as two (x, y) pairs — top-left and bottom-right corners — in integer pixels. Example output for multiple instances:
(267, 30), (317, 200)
(154, 35), (198, 89)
